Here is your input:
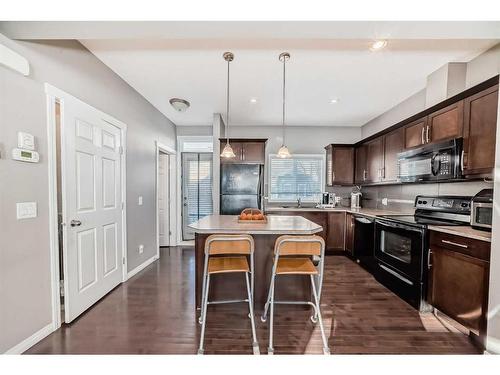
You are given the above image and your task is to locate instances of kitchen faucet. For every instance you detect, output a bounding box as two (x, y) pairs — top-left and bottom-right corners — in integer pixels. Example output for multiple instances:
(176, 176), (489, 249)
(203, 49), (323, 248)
(297, 197), (302, 208)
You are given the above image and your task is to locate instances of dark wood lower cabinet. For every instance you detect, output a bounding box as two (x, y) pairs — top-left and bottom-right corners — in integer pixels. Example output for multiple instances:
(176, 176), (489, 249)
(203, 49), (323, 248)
(428, 231), (490, 347)
(269, 211), (345, 253)
(344, 213), (355, 255)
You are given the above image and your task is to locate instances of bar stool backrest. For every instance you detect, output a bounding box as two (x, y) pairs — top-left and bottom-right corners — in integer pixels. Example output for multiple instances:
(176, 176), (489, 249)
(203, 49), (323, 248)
(274, 235), (324, 256)
(205, 234), (254, 255)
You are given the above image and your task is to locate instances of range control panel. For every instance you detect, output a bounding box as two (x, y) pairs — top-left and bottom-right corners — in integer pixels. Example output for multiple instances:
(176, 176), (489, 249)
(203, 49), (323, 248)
(415, 195), (472, 213)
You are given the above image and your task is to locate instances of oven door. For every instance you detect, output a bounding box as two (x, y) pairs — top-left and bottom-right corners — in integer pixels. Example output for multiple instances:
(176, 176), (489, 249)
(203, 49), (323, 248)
(374, 220), (425, 281)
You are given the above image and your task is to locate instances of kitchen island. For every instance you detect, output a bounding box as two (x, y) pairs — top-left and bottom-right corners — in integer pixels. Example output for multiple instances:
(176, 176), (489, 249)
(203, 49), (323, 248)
(189, 214), (322, 310)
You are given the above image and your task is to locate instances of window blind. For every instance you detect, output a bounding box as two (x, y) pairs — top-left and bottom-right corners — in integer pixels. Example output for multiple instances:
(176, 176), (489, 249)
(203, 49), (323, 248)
(269, 155), (324, 202)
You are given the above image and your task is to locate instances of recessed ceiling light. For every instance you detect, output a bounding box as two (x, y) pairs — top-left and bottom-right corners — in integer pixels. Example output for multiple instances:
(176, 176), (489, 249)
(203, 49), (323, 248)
(370, 40), (388, 51)
(169, 98), (190, 112)
(330, 98), (339, 104)
(250, 98), (258, 104)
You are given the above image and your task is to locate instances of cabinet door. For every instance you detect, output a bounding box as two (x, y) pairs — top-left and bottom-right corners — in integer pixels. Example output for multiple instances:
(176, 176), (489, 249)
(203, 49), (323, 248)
(344, 213), (355, 254)
(463, 85), (498, 176)
(327, 212), (345, 251)
(429, 246), (489, 333)
(332, 147), (355, 185)
(355, 144), (367, 184)
(427, 101), (464, 144)
(404, 117), (427, 149)
(366, 137), (384, 183)
(292, 212), (328, 242)
(383, 127), (404, 182)
(242, 142), (265, 163)
(220, 142), (243, 163)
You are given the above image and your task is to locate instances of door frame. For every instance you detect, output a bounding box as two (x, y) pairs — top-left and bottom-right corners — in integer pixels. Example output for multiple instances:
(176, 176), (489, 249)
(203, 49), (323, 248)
(45, 83), (128, 330)
(155, 141), (177, 256)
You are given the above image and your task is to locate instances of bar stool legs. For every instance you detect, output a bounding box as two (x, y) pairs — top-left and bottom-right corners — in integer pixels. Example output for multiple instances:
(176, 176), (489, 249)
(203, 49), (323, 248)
(310, 275), (330, 355)
(245, 272), (260, 355)
(198, 274), (211, 354)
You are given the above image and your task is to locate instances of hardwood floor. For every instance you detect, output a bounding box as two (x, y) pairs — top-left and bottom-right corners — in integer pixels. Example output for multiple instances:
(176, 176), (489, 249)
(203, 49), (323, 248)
(26, 247), (480, 354)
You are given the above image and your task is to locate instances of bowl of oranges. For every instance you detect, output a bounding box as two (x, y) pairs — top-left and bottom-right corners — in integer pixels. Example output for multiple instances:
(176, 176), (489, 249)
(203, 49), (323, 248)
(238, 208), (267, 223)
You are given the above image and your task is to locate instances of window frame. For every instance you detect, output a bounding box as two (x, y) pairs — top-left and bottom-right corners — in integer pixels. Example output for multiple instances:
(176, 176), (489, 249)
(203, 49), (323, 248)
(267, 153), (326, 203)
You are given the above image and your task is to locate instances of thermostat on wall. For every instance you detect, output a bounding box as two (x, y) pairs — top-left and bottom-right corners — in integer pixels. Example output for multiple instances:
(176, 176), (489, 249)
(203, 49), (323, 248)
(12, 148), (39, 163)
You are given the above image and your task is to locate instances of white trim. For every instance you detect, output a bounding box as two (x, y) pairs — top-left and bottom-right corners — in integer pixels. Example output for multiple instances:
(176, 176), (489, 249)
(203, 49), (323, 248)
(44, 83), (128, 326)
(4, 323), (53, 354)
(155, 141), (177, 256)
(127, 255), (159, 279)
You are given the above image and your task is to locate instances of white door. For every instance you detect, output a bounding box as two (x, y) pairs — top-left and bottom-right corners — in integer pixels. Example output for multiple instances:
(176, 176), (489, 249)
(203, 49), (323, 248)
(158, 153), (170, 247)
(61, 96), (124, 323)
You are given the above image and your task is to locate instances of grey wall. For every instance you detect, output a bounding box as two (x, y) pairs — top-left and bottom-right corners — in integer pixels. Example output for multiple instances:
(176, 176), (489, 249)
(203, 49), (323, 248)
(176, 125), (212, 136)
(0, 35), (176, 352)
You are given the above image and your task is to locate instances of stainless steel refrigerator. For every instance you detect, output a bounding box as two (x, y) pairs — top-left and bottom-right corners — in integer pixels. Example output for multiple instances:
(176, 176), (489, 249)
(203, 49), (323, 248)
(220, 164), (263, 215)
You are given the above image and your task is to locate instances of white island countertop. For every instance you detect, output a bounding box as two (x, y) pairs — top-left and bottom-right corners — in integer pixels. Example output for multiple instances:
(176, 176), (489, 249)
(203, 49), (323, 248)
(189, 214), (323, 235)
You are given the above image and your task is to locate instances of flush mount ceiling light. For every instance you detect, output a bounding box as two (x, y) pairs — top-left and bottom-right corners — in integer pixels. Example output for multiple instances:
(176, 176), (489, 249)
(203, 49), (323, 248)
(220, 51), (236, 159)
(277, 52), (292, 159)
(250, 98), (258, 104)
(169, 98), (190, 112)
(330, 98), (339, 104)
(370, 40), (388, 51)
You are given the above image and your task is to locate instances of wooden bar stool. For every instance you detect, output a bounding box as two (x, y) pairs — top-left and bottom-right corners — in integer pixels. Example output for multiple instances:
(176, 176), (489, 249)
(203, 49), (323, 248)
(261, 235), (330, 355)
(198, 234), (259, 355)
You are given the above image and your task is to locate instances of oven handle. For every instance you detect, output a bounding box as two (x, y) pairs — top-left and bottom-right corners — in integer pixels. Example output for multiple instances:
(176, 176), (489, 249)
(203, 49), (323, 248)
(376, 219), (424, 234)
(379, 263), (414, 285)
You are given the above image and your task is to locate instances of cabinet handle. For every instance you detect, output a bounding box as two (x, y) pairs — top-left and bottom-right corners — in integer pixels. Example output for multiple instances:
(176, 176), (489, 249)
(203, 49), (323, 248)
(460, 150), (465, 171)
(426, 126), (430, 143)
(421, 127), (425, 145)
(363, 170), (367, 181)
(441, 239), (468, 249)
(332, 170), (335, 182)
(242, 147), (245, 161)
(427, 249), (432, 269)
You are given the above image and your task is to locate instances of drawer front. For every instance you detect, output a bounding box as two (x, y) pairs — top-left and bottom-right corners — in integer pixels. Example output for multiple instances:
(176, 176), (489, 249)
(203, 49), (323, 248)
(429, 230), (490, 261)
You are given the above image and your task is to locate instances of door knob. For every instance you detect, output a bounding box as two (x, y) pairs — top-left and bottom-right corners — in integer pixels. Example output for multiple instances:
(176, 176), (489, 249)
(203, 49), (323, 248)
(70, 220), (82, 227)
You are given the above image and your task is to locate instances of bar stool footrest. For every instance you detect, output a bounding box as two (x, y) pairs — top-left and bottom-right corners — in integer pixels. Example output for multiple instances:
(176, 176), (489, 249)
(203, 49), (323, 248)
(253, 343), (260, 355)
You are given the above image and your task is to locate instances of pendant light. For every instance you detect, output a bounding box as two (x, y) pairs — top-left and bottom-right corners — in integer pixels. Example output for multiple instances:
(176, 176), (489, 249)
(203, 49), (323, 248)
(277, 52), (291, 158)
(220, 52), (236, 158)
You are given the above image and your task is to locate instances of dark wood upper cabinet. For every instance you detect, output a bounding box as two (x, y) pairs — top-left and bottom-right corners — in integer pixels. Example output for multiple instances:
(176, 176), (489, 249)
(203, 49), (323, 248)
(354, 144), (367, 184)
(325, 145), (355, 186)
(427, 100), (464, 144)
(404, 117), (427, 149)
(383, 127), (404, 182)
(366, 137), (384, 183)
(462, 85), (499, 177)
(428, 231), (490, 339)
(220, 139), (266, 164)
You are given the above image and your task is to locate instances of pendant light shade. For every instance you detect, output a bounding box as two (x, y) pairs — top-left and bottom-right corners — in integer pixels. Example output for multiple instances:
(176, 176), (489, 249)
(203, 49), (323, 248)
(220, 51), (236, 158)
(277, 145), (291, 158)
(220, 142), (236, 158)
(278, 52), (291, 158)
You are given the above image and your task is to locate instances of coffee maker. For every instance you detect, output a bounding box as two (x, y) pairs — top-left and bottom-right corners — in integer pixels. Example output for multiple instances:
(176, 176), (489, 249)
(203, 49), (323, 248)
(351, 188), (362, 209)
(322, 192), (334, 205)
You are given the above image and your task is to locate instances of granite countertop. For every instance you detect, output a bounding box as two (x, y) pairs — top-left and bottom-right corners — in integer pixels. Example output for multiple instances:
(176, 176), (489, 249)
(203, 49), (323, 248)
(189, 214), (322, 235)
(265, 206), (414, 218)
(428, 225), (491, 242)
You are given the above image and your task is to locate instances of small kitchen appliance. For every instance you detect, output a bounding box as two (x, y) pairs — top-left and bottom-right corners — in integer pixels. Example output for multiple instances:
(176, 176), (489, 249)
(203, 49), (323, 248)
(471, 189), (493, 231)
(351, 189), (362, 209)
(322, 192), (334, 205)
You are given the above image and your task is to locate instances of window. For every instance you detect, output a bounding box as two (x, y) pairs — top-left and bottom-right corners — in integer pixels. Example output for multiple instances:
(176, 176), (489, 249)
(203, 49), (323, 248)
(269, 154), (324, 202)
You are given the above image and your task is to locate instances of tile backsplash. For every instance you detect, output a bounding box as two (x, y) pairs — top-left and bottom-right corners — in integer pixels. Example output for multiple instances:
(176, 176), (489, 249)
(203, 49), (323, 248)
(356, 180), (493, 211)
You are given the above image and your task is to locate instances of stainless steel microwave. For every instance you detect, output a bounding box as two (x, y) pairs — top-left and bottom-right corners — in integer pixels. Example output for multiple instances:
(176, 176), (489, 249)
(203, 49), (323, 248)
(471, 189), (493, 231)
(397, 138), (463, 183)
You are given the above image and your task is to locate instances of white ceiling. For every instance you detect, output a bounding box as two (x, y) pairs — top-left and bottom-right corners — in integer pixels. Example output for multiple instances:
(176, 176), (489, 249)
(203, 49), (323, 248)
(3, 21), (498, 127)
(81, 38), (497, 127)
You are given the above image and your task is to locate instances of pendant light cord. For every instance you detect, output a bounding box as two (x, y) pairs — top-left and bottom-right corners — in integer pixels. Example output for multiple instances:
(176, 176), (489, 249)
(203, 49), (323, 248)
(282, 54), (286, 146)
(226, 57), (230, 143)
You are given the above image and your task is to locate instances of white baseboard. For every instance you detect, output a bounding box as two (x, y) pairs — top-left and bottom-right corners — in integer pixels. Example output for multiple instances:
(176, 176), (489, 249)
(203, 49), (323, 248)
(177, 240), (194, 247)
(127, 255), (159, 279)
(4, 323), (54, 354)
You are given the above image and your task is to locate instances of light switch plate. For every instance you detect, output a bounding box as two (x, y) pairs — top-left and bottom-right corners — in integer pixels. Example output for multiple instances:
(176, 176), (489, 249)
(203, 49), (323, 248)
(17, 202), (37, 219)
(17, 132), (35, 150)
(138, 196), (143, 206)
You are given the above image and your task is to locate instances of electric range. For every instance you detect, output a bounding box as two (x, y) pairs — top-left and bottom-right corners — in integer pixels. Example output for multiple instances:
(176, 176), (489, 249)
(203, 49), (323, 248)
(373, 195), (472, 311)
